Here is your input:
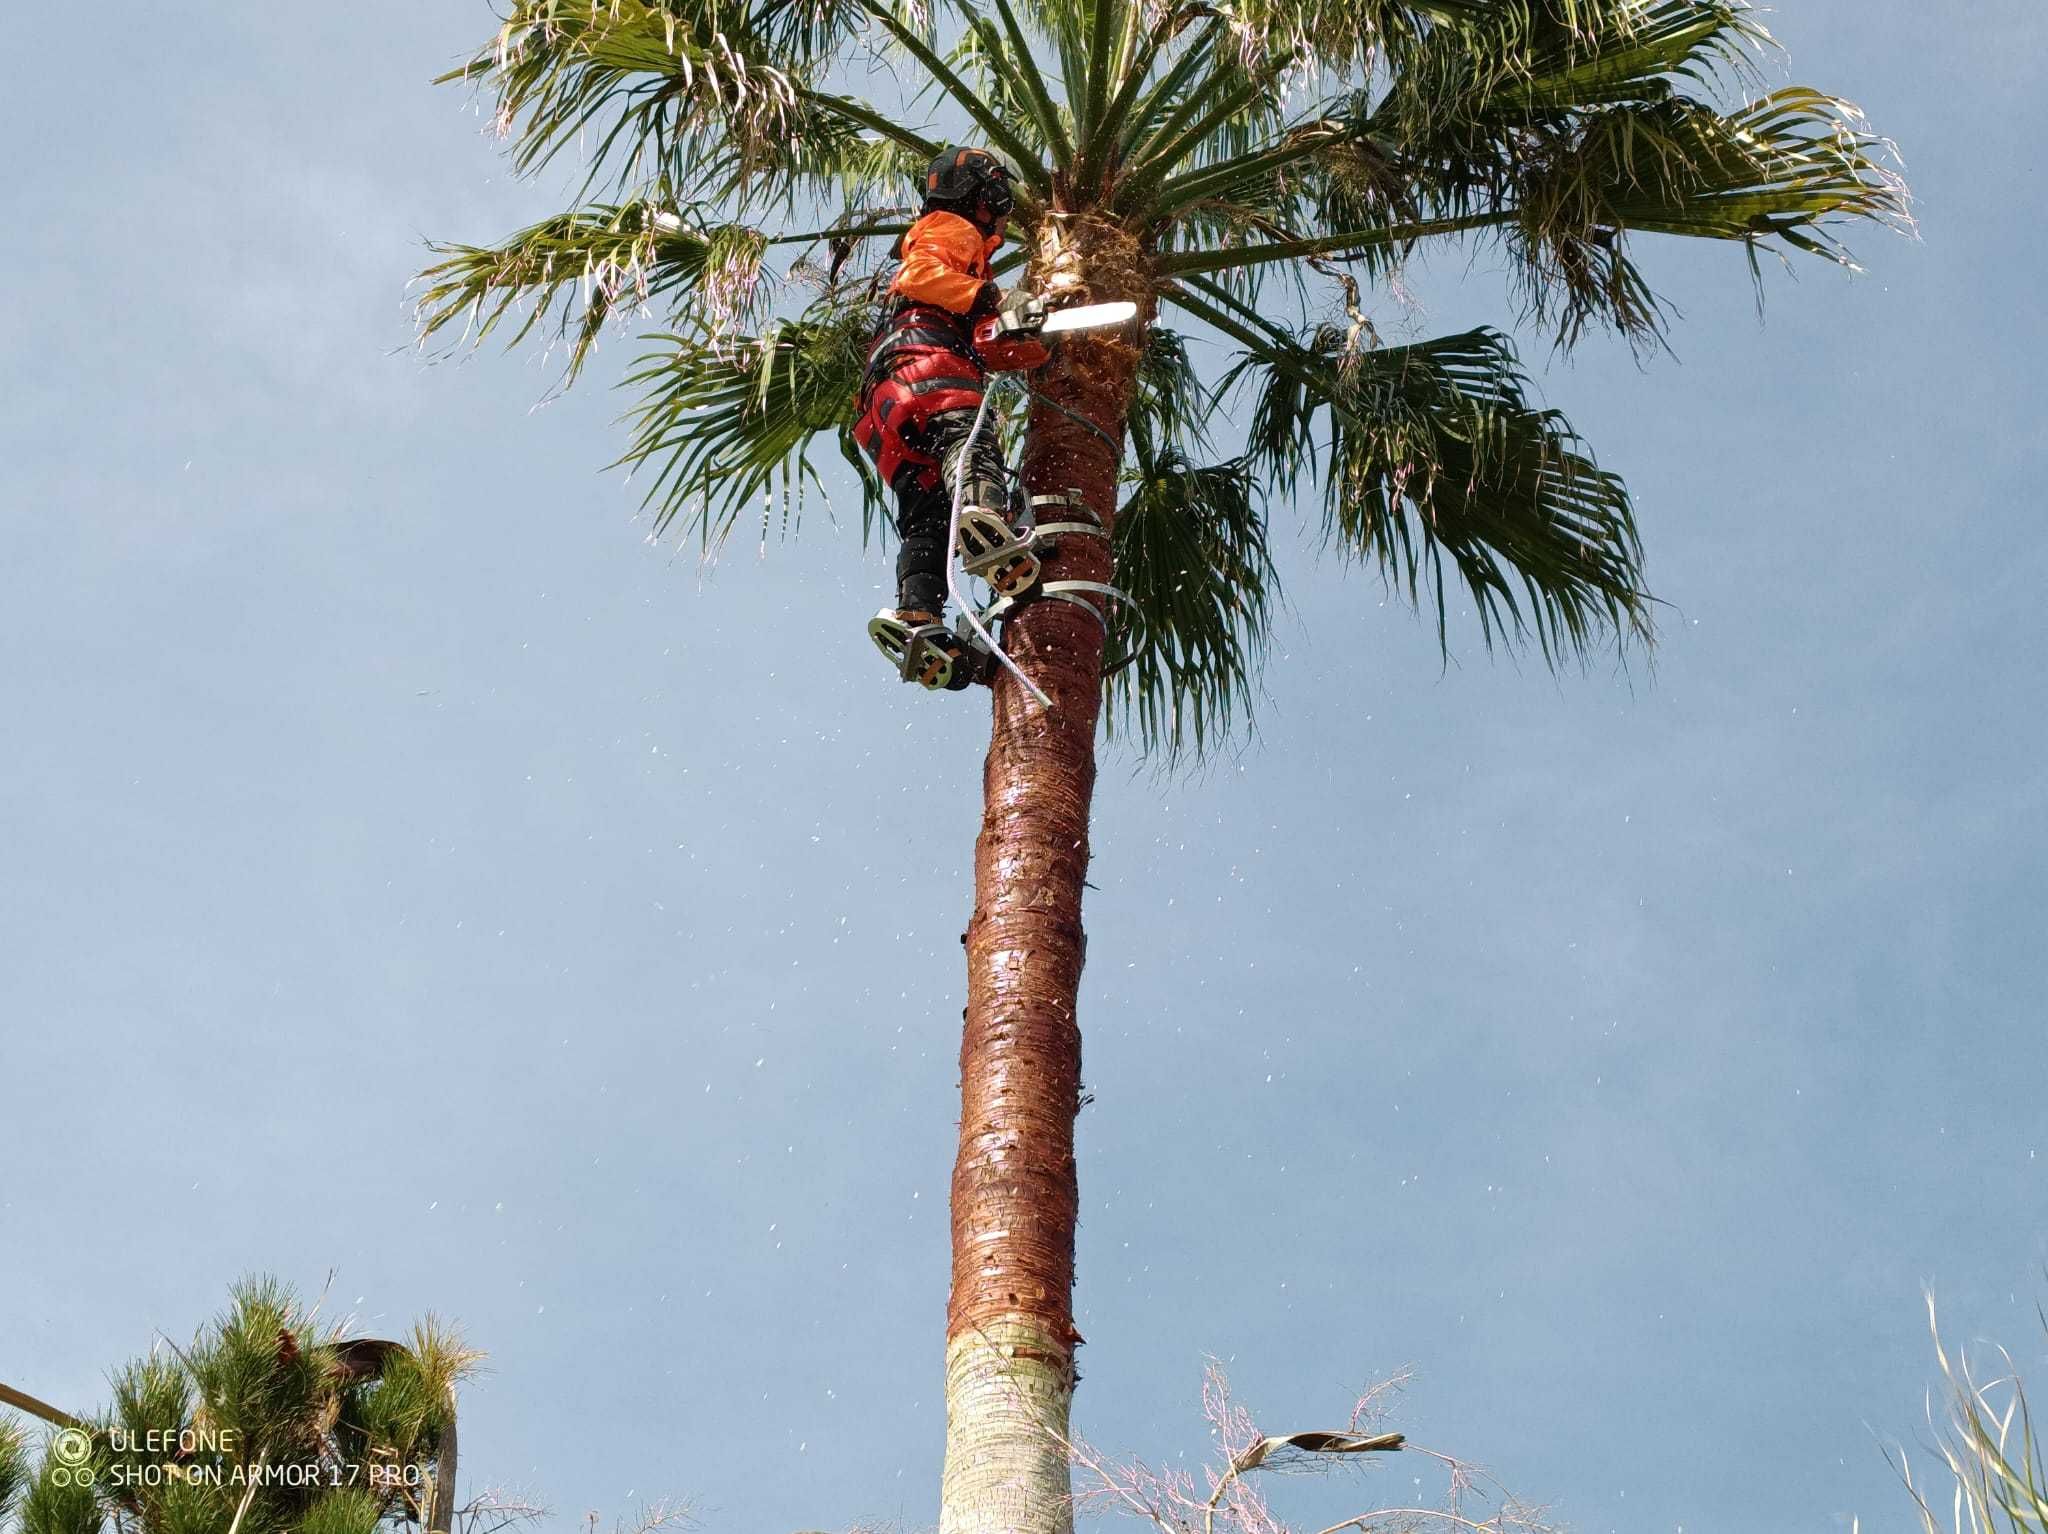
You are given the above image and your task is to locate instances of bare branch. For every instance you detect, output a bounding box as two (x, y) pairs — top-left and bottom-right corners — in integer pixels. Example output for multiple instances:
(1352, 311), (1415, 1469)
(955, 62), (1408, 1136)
(1070, 1365), (1562, 1534)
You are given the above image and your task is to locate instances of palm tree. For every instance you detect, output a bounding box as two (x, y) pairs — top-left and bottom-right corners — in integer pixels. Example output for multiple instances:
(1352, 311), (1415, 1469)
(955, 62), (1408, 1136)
(418, 3), (1900, 1528)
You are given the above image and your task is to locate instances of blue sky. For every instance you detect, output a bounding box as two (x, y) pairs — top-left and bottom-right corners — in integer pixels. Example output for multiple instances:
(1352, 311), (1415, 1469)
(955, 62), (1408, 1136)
(2, 5), (2043, 1534)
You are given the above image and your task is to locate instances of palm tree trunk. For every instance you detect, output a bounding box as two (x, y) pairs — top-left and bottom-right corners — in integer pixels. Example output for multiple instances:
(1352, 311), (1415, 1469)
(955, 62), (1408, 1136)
(939, 222), (1149, 1534)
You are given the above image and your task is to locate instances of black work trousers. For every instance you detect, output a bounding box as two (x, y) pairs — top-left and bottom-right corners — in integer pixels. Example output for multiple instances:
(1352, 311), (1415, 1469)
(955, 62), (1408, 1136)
(891, 405), (1011, 614)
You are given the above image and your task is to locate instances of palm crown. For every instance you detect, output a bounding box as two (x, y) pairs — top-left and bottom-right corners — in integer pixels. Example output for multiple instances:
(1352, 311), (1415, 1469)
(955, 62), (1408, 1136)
(419, 0), (1902, 755)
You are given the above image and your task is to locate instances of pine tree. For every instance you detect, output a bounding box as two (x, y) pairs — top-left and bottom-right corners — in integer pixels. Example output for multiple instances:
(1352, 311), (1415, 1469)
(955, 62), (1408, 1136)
(0, 1279), (477, 1534)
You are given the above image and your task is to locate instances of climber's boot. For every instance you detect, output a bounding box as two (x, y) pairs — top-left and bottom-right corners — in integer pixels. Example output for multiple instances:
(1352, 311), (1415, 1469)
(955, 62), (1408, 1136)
(955, 506), (1041, 599)
(866, 610), (991, 691)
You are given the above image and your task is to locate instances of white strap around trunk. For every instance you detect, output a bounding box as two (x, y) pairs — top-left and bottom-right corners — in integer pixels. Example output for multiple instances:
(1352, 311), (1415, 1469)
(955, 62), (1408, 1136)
(981, 579), (1128, 637)
(945, 390), (1052, 708)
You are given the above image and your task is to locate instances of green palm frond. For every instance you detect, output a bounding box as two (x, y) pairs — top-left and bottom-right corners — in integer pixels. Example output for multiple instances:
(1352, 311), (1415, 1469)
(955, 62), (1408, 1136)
(1148, 0), (1751, 225)
(1150, 91), (1401, 233)
(416, 200), (773, 379)
(1336, 0), (1767, 232)
(1144, 0), (1900, 345)
(1184, 283), (1649, 659)
(952, 18), (1055, 161)
(1072, 0), (1128, 138)
(1115, 44), (1300, 208)
(855, 0), (1051, 194)
(1482, 0), (1765, 111)
(750, 0), (912, 65)
(431, 0), (1901, 758)
(1075, 3), (1182, 190)
(994, 0), (1092, 143)
(1591, 88), (1901, 246)
(694, 110), (928, 211)
(1107, 453), (1278, 759)
(793, 132), (927, 211)
(1157, 92), (1898, 343)
(1122, 326), (1211, 473)
(616, 289), (882, 551)
(1358, 0), (1721, 144)
(446, 0), (812, 194)
(1502, 86), (1906, 343)
(984, 0), (1079, 161)
(1110, 15), (1223, 160)
(1220, 0), (1629, 91)
(1104, 327), (1276, 757)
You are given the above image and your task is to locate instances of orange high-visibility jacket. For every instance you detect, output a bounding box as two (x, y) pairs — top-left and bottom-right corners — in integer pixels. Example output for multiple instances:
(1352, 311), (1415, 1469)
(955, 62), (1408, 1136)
(890, 211), (1002, 313)
(854, 212), (1005, 489)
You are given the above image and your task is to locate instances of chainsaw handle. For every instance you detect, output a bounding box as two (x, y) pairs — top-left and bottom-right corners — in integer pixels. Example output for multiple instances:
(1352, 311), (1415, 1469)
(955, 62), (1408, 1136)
(972, 314), (1051, 373)
(998, 294), (1047, 332)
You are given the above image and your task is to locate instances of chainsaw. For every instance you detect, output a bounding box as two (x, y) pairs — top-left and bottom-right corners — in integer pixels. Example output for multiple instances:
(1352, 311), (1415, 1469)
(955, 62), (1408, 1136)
(972, 297), (1139, 372)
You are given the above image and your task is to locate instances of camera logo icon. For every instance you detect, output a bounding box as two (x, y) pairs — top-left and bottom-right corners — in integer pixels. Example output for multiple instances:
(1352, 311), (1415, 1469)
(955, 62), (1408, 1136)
(52, 1429), (93, 1469)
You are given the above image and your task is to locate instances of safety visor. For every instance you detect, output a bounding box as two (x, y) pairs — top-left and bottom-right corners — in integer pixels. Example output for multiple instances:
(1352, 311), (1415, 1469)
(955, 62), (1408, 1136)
(981, 165), (1015, 220)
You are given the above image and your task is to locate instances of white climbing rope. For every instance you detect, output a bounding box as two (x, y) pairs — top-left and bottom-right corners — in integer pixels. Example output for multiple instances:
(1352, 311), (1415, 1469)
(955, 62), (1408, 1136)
(945, 387), (1054, 709)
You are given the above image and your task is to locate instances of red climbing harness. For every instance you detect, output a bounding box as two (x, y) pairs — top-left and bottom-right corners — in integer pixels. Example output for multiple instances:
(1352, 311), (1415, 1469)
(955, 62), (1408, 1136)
(853, 302), (988, 490)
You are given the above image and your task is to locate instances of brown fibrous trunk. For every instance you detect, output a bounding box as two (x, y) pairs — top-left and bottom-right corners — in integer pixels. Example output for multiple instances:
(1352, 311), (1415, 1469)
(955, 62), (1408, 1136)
(940, 214), (1153, 1534)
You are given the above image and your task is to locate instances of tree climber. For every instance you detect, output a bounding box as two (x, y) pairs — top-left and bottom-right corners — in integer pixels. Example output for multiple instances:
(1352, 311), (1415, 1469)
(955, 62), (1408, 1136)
(855, 146), (1046, 691)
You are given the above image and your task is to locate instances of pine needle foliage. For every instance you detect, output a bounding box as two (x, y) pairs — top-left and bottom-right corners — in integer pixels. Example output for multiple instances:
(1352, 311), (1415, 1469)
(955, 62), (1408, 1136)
(17, 1457), (98, 1534)
(0, 1279), (480, 1534)
(423, 0), (1902, 757)
(0, 1423), (31, 1527)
